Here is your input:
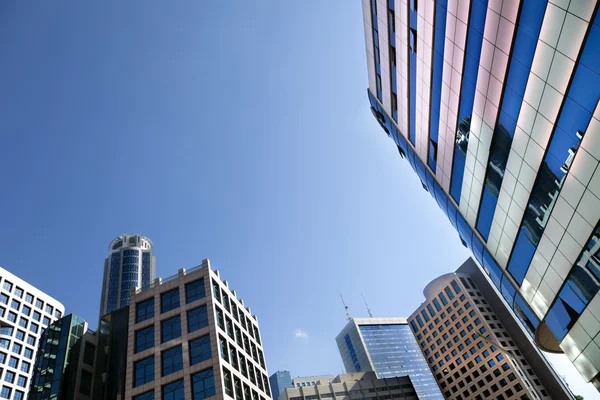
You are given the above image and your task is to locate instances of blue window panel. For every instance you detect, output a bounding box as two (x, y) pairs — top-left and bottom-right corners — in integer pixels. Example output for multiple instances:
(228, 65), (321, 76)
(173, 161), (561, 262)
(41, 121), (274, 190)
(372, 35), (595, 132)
(557, 96), (593, 135)
(511, 30), (538, 68)
(409, 53), (417, 146)
(449, 146), (467, 203)
(482, 250), (502, 289)
(581, 24), (600, 75)
(501, 86), (523, 131)
(507, 229), (537, 285)
(514, 293), (539, 337)
(470, 0), (488, 33)
(471, 235), (485, 266)
(500, 275), (517, 305)
(457, 214), (473, 250)
(518, 0), (548, 36)
(447, 203), (459, 231)
(476, 187), (496, 240)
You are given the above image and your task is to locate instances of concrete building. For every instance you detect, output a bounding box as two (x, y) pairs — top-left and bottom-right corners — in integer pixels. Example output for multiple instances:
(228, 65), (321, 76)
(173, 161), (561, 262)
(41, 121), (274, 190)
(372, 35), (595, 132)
(270, 370), (292, 400)
(279, 372), (418, 400)
(0, 267), (65, 399)
(125, 259), (271, 400)
(29, 314), (98, 400)
(336, 318), (443, 399)
(99, 234), (156, 317)
(409, 258), (573, 399)
(361, 0), (600, 387)
(292, 375), (336, 388)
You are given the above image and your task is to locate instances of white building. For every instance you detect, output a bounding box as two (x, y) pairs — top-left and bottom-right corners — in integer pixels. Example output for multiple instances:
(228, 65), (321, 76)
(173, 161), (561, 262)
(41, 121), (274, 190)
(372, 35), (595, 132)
(0, 267), (65, 399)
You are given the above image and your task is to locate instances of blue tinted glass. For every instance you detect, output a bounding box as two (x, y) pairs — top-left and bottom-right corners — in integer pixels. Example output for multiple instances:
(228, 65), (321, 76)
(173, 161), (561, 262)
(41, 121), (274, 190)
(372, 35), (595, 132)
(161, 289), (180, 314)
(519, 0), (547, 36)
(188, 306), (209, 333)
(134, 356), (154, 387)
(136, 299), (154, 324)
(190, 335), (212, 366)
(161, 316), (182, 343)
(186, 279), (206, 304)
(135, 326), (154, 353)
(359, 324), (443, 399)
(162, 346), (183, 376)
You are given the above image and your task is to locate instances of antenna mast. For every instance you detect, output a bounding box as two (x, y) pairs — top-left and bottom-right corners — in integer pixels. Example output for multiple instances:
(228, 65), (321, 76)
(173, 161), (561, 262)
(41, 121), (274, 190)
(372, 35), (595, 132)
(340, 294), (351, 321)
(361, 293), (373, 318)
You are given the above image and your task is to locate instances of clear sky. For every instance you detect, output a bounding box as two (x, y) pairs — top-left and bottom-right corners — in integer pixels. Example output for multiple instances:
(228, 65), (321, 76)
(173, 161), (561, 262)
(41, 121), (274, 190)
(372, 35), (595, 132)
(0, 1), (597, 398)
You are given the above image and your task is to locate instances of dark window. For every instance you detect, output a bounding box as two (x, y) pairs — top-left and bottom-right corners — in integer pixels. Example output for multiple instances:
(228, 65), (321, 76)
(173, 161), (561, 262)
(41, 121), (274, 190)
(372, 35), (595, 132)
(161, 316), (181, 343)
(163, 379), (185, 400)
(190, 335), (212, 365)
(162, 345), (183, 376)
(223, 368), (234, 397)
(212, 280), (221, 302)
(188, 305), (209, 333)
(136, 326), (155, 353)
(234, 376), (243, 400)
(134, 356), (154, 387)
(216, 307), (224, 330)
(83, 342), (96, 366)
(409, 29), (417, 53)
(136, 298), (155, 323)
(186, 279), (205, 304)
(220, 335), (229, 362)
(79, 370), (92, 395)
(192, 368), (216, 400)
(161, 289), (180, 313)
(134, 391), (155, 400)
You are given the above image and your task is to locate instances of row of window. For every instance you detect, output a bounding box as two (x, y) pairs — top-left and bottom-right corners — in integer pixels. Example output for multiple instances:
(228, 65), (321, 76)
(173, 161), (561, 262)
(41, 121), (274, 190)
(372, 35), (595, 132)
(135, 278), (206, 324)
(219, 335), (270, 396)
(0, 368), (27, 388)
(0, 352), (30, 374)
(0, 324), (37, 347)
(134, 334), (212, 387)
(0, 386), (25, 399)
(0, 298), (52, 327)
(215, 305), (265, 369)
(223, 366), (271, 400)
(212, 280), (261, 346)
(0, 279), (61, 319)
(133, 366), (215, 400)
(135, 305), (209, 353)
(0, 340), (34, 360)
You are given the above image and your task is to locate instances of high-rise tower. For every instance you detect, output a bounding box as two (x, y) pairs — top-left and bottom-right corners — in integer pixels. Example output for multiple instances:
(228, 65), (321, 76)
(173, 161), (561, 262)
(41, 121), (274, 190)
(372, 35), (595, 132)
(99, 234), (156, 317)
(361, 0), (600, 388)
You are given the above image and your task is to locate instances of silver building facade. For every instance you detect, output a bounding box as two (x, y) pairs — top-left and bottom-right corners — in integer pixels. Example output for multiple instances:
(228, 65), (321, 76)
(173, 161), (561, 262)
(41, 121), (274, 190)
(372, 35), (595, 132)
(361, 0), (600, 387)
(99, 234), (156, 317)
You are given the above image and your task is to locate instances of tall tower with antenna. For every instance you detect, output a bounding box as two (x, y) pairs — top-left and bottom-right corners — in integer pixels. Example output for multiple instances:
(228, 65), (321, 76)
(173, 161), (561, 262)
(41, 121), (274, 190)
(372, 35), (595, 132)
(361, 293), (373, 318)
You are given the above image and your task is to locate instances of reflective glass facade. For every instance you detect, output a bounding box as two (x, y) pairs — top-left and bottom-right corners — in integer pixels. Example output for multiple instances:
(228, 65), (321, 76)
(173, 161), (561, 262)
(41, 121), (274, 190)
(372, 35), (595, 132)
(359, 324), (442, 399)
(362, 0), (600, 387)
(100, 235), (156, 317)
(268, 370), (292, 400)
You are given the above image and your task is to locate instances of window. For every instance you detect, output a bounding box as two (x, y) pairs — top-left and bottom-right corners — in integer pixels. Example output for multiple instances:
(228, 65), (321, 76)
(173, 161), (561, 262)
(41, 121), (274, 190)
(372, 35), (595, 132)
(30, 323), (38, 333)
(409, 28), (417, 53)
(2, 282), (12, 293)
(220, 336), (229, 362)
(0, 295), (7, 306)
(12, 343), (22, 355)
(55, 310), (62, 319)
(4, 372), (14, 383)
(212, 280), (221, 302)
(10, 300), (19, 311)
(0, 386), (10, 399)
(134, 391), (155, 400)
(223, 367), (234, 397)
(19, 318), (27, 328)
(24, 294), (33, 304)
(35, 299), (43, 309)
(79, 370), (92, 395)
(20, 362), (29, 373)
(134, 356), (154, 387)
(136, 326), (155, 353)
(83, 342), (96, 366)
(136, 298), (155, 323)
(21, 306), (30, 317)
(32, 311), (40, 321)
(26, 336), (35, 346)
(226, 317), (234, 339)
(186, 279), (205, 304)
(230, 344), (239, 370)
(8, 357), (17, 368)
(7, 313), (16, 323)
(162, 345), (183, 376)
(192, 368), (216, 400)
(14, 391), (24, 400)
(161, 289), (180, 313)
(161, 316), (181, 343)
(234, 376), (243, 400)
(216, 307), (225, 330)
(190, 335), (212, 365)
(235, 326), (243, 347)
(163, 379), (185, 400)
(43, 316), (50, 326)
(13, 288), (22, 299)
(222, 291), (231, 312)
(45, 304), (53, 315)
(188, 306), (208, 333)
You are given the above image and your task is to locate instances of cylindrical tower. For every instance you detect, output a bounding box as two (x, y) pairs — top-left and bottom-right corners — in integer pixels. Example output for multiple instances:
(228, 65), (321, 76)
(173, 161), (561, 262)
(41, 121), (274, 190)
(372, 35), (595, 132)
(99, 234), (156, 318)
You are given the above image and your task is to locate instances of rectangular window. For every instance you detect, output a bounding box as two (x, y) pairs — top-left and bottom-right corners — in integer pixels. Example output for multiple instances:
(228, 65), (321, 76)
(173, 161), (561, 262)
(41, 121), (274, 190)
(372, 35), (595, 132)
(162, 345), (183, 376)
(223, 367), (234, 397)
(220, 335), (229, 362)
(235, 326), (243, 347)
(134, 391), (155, 400)
(226, 317), (234, 339)
(188, 305), (209, 333)
(32, 311), (40, 321)
(444, 286), (455, 300)
(2, 282), (12, 293)
(409, 28), (417, 53)
(190, 335), (212, 365)
(24, 293), (33, 304)
(134, 356), (154, 387)
(222, 291), (231, 312)
(10, 300), (19, 311)
(234, 376), (243, 400)
(240, 354), (248, 377)
(45, 304), (53, 315)
(186, 279), (205, 304)
(216, 307), (225, 330)
(136, 298), (155, 323)
(212, 280), (221, 302)
(230, 343), (239, 370)
(0, 386), (10, 399)
(35, 299), (43, 309)
(163, 379), (184, 400)
(83, 342), (96, 366)
(161, 289), (180, 314)
(192, 368), (216, 400)
(451, 280), (462, 295)
(161, 316), (181, 343)
(79, 370), (92, 395)
(136, 326), (155, 353)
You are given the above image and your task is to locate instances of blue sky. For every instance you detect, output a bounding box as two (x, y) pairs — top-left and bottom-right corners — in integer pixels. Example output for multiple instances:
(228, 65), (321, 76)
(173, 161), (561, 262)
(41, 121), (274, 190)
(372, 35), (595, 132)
(0, 1), (597, 398)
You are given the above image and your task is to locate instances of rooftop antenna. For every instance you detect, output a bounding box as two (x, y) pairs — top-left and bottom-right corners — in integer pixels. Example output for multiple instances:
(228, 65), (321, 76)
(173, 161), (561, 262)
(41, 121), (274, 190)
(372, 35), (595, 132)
(361, 293), (373, 318)
(340, 294), (351, 321)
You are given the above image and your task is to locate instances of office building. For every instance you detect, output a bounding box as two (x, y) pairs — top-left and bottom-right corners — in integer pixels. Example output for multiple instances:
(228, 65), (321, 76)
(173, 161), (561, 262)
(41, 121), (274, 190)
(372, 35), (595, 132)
(361, 0), (600, 387)
(29, 314), (98, 400)
(270, 370), (293, 400)
(409, 258), (572, 399)
(279, 372), (418, 400)
(125, 259), (272, 400)
(336, 317), (443, 399)
(99, 234), (156, 317)
(292, 375), (335, 388)
(0, 267), (65, 399)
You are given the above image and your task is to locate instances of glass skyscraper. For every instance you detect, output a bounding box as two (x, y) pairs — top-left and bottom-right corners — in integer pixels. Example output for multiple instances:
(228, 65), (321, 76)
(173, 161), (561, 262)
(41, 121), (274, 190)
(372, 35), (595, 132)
(336, 318), (443, 399)
(269, 370), (292, 400)
(361, 0), (600, 389)
(99, 234), (156, 317)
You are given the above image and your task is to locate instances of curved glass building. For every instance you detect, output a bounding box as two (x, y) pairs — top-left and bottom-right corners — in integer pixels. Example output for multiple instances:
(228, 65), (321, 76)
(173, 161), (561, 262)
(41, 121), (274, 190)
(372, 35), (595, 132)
(361, 0), (600, 390)
(99, 234), (156, 318)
